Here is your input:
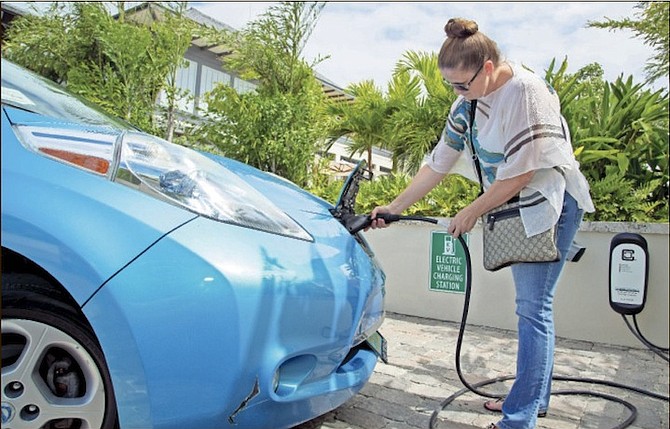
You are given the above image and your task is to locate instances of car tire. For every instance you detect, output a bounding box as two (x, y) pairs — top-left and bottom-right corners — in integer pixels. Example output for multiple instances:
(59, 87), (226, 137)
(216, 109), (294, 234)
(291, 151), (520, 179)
(1, 273), (118, 429)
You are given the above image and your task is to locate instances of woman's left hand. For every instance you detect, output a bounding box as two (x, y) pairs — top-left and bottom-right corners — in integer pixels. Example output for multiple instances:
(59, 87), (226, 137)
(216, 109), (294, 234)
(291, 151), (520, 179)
(448, 206), (479, 237)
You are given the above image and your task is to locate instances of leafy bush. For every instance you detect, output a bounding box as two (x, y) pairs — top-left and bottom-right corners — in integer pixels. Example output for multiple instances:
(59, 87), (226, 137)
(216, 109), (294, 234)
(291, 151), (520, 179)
(589, 174), (666, 222)
(195, 84), (327, 188)
(2, 2), (193, 135)
(546, 59), (668, 222)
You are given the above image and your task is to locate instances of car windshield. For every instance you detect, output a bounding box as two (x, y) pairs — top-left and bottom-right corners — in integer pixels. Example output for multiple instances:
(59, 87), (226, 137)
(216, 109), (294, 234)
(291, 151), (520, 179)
(1, 58), (132, 130)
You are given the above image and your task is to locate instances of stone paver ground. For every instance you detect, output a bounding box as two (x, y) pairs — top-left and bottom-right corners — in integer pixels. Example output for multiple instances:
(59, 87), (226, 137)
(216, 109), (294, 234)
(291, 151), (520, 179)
(293, 313), (669, 429)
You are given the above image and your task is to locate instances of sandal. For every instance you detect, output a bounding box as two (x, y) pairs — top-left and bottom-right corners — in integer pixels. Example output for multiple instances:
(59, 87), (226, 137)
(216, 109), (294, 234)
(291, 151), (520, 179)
(483, 398), (547, 418)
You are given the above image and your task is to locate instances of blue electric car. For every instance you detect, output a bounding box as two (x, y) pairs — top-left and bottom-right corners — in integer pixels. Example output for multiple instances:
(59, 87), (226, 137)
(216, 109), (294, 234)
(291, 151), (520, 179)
(1, 58), (386, 429)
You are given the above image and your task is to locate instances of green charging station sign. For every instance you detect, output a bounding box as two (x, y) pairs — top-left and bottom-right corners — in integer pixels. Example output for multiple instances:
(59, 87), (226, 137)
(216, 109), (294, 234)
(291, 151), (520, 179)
(430, 231), (468, 294)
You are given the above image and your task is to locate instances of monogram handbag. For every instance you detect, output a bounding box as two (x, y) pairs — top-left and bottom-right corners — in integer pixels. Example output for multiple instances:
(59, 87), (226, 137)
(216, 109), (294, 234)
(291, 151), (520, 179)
(466, 100), (560, 271)
(481, 197), (559, 271)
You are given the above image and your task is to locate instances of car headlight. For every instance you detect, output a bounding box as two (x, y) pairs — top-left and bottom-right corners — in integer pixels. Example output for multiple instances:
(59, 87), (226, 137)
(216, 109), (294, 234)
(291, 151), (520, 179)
(14, 125), (313, 242)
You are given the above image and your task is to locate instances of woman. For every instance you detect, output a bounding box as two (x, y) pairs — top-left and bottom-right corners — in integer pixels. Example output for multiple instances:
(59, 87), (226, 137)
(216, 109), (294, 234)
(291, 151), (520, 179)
(369, 18), (595, 429)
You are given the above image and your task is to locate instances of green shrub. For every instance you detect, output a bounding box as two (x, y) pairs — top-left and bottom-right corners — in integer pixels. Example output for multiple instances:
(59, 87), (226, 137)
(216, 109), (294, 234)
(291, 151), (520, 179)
(546, 59), (668, 222)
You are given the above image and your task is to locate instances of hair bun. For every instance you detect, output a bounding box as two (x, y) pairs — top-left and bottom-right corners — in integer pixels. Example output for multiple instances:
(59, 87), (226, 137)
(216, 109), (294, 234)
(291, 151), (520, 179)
(444, 18), (478, 39)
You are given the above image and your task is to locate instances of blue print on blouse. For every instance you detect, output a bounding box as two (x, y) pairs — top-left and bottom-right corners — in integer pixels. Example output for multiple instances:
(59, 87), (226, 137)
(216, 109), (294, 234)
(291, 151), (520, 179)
(474, 136), (503, 185)
(445, 99), (503, 185)
(444, 99), (469, 151)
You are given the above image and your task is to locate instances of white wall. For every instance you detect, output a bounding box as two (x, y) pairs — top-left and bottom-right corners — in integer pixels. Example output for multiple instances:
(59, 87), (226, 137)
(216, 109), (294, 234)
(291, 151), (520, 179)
(362, 221), (669, 349)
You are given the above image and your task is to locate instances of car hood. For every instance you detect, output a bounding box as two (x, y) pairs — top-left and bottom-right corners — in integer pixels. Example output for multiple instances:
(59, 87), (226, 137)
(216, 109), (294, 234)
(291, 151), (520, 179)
(203, 153), (358, 241)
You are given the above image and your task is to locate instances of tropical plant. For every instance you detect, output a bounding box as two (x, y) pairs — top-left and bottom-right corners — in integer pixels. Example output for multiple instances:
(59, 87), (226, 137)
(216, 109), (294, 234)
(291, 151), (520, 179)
(150, 2), (199, 141)
(387, 50), (457, 174)
(326, 80), (393, 168)
(325, 51), (457, 176)
(588, 173), (664, 222)
(544, 57), (668, 221)
(218, 1), (328, 95)
(192, 2), (330, 187)
(198, 85), (328, 187)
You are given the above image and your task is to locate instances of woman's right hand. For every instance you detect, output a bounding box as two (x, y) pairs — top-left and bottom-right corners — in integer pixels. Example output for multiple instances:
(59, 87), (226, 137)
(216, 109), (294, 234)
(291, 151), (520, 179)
(368, 205), (393, 230)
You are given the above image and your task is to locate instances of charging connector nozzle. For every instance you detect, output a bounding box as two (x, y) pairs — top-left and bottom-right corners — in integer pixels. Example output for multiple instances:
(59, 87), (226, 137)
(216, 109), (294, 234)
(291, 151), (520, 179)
(343, 213), (401, 234)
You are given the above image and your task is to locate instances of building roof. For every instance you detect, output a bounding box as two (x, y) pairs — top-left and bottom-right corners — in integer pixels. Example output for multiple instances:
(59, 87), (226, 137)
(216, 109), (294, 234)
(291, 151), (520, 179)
(314, 70), (354, 103)
(186, 7), (235, 58)
(185, 7), (235, 32)
(1, 2), (30, 16)
(183, 5), (354, 103)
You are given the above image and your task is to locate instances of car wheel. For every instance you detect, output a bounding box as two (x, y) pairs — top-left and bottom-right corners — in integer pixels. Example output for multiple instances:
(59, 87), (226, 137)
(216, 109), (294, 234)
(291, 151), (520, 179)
(1, 273), (118, 429)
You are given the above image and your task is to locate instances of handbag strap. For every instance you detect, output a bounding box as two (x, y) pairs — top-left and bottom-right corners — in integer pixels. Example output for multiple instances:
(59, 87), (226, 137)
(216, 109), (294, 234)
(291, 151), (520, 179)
(466, 100), (484, 196)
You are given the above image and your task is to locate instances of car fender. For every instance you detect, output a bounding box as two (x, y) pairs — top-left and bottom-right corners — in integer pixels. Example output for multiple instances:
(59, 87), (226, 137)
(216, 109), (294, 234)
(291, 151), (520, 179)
(1, 110), (197, 304)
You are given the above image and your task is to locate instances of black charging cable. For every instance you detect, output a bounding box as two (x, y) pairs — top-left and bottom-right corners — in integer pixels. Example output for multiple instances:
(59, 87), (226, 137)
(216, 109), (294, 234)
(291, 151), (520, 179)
(623, 315), (670, 362)
(351, 214), (670, 429)
(632, 315), (669, 352)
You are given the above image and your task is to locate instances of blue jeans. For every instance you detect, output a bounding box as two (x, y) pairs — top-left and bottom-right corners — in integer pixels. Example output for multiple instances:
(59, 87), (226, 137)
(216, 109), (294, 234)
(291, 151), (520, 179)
(497, 192), (583, 429)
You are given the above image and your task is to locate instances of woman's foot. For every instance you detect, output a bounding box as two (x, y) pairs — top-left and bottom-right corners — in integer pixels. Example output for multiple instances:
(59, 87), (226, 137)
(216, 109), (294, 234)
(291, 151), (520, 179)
(483, 398), (504, 412)
(483, 398), (547, 417)
(486, 424), (498, 429)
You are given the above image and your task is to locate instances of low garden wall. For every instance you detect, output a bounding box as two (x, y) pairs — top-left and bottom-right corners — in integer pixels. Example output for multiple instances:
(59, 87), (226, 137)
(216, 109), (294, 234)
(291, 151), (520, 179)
(363, 220), (669, 349)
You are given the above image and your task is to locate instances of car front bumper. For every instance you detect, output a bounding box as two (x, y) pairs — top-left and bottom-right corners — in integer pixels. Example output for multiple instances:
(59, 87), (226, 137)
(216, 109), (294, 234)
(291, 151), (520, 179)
(84, 213), (385, 429)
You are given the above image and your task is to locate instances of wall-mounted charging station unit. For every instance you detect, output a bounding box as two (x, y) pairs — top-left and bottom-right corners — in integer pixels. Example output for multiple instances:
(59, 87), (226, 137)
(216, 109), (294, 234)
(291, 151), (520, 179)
(609, 233), (649, 315)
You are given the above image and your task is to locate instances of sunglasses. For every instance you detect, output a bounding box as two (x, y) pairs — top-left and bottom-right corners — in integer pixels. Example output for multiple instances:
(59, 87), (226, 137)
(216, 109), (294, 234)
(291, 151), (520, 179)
(444, 61), (485, 92)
